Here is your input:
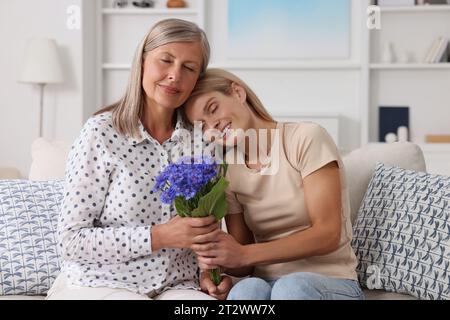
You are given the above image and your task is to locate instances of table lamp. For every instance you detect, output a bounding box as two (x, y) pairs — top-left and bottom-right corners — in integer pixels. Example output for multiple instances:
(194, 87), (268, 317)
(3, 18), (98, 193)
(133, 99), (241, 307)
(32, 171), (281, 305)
(18, 38), (64, 137)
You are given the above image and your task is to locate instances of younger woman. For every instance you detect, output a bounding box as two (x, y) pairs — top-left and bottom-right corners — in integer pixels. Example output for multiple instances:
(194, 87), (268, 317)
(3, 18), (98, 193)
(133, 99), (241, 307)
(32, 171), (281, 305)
(184, 69), (364, 300)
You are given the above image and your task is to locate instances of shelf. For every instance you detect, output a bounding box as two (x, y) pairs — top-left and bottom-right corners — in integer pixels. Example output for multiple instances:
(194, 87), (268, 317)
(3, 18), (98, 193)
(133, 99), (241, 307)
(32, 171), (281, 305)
(103, 62), (362, 71)
(370, 63), (450, 70)
(103, 64), (132, 70)
(419, 143), (450, 153)
(102, 8), (198, 15)
(208, 62), (362, 70)
(369, 142), (450, 151)
(379, 5), (450, 13)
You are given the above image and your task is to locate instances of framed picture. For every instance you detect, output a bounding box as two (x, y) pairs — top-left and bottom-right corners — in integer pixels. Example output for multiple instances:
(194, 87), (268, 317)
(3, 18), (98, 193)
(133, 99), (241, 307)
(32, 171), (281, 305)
(227, 0), (351, 60)
(378, 106), (410, 143)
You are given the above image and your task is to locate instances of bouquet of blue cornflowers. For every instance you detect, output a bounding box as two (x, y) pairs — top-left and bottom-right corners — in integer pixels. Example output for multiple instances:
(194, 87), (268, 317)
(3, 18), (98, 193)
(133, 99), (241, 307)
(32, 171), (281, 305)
(153, 156), (229, 285)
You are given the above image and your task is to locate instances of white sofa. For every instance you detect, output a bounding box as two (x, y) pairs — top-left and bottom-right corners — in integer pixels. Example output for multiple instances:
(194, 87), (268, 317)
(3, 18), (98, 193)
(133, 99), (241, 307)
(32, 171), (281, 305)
(0, 139), (426, 300)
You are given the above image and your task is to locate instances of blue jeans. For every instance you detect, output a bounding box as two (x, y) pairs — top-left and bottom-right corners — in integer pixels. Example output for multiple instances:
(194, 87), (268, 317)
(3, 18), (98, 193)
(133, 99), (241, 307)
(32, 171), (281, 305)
(228, 272), (365, 300)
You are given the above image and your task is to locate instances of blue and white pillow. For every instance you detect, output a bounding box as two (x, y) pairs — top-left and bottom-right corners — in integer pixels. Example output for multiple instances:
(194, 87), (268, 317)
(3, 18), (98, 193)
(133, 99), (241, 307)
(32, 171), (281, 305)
(352, 163), (450, 300)
(0, 180), (64, 296)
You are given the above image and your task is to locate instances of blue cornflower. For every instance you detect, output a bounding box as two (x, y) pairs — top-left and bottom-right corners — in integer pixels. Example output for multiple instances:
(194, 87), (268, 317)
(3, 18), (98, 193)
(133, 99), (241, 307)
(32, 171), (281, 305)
(152, 156), (219, 204)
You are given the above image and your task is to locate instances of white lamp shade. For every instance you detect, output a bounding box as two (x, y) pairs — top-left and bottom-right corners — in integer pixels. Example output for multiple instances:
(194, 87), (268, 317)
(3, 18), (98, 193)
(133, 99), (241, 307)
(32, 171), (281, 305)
(18, 38), (64, 84)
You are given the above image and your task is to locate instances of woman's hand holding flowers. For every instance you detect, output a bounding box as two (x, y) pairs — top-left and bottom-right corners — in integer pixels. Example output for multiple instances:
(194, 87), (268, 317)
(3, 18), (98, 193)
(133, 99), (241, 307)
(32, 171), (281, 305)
(193, 230), (249, 270)
(200, 270), (233, 300)
(153, 215), (219, 251)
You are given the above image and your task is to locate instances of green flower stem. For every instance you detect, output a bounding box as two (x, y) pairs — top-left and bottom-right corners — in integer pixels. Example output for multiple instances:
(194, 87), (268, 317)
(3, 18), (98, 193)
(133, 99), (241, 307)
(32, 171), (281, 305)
(210, 267), (222, 286)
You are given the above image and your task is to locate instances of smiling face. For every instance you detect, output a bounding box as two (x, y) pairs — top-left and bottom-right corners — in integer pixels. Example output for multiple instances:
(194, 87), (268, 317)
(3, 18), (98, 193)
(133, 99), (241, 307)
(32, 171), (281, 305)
(142, 41), (203, 111)
(184, 84), (252, 147)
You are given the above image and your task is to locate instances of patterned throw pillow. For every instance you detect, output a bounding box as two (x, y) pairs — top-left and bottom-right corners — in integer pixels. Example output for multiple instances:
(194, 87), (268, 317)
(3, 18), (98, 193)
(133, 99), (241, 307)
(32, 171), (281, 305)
(0, 180), (64, 296)
(352, 163), (450, 300)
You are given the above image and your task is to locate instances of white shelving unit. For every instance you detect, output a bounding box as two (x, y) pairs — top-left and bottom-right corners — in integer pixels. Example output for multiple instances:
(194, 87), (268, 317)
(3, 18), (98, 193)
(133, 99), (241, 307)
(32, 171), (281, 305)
(362, 1), (450, 175)
(209, 62), (362, 71)
(96, 0), (205, 107)
(90, 0), (450, 174)
(102, 8), (199, 15)
(370, 63), (450, 70)
(103, 62), (363, 71)
(380, 4), (450, 12)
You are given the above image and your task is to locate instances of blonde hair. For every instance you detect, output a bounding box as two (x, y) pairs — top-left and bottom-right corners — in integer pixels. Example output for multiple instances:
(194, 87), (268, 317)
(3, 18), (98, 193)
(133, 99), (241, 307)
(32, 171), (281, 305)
(186, 68), (274, 122)
(95, 19), (210, 138)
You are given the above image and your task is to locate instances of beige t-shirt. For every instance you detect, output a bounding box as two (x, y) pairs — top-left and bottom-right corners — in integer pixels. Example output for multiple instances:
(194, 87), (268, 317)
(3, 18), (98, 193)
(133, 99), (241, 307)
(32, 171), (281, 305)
(226, 122), (358, 281)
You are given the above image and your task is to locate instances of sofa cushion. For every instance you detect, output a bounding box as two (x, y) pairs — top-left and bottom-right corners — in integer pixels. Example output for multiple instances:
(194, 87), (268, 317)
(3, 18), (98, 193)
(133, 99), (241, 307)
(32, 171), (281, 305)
(28, 138), (71, 181)
(343, 142), (426, 224)
(0, 180), (64, 296)
(352, 163), (450, 300)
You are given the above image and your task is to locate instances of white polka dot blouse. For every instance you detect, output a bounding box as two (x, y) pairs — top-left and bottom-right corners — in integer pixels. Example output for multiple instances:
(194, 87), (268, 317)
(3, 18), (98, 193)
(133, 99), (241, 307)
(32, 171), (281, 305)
(57, 111), (205, 296)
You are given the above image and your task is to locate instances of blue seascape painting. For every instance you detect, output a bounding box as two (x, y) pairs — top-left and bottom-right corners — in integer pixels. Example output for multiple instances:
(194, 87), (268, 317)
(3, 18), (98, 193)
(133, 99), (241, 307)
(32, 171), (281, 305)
(228, 0), (351, 59)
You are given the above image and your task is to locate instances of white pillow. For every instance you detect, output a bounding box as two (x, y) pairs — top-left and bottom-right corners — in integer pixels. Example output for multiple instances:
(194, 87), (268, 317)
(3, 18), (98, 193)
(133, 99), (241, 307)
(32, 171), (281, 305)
(352, 163), (450, 300)
(343, 142), (426, 224)
(28, 138), (71, 181)
(0, 179), (64, 296)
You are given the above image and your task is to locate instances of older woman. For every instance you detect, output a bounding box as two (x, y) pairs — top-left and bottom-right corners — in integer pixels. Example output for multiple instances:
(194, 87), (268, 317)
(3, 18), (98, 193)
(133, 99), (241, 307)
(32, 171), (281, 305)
(46, 19), (222, 300)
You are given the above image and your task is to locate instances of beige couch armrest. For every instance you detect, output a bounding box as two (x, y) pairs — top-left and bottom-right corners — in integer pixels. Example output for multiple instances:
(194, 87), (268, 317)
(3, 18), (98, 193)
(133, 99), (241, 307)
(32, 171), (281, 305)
(0, 167), (22, 180)
(343, 142), (426, 224)
(28, 138), (71, 181)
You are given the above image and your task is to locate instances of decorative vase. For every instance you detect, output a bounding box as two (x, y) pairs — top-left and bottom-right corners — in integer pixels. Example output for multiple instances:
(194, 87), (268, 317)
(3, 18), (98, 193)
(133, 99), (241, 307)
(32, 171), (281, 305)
(382, 42), (396, 63)
(167, 0), (186, 8)
(385, 133), (398, 144)
(397, 126), (409, 142)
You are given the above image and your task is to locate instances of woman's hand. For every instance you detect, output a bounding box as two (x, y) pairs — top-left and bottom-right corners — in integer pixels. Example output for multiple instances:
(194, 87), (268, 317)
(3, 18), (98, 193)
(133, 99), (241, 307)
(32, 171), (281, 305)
(192, 230), (249, 270)
(152, 216), (219, 251)
(200, 271), (233, 300)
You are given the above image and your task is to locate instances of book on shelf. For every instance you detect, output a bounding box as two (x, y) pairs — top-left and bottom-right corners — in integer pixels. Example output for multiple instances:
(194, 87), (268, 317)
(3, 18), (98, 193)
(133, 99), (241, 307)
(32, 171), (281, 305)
(424, 37), (449, 63)
(424, 38), (440, 63)
(432, 37), (448, 63)
(426, 135), (450, 143)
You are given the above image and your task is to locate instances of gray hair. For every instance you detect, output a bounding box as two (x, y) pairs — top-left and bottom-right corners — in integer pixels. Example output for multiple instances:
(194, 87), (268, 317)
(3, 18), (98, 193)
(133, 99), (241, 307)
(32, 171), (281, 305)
(96, 19), (210, 138)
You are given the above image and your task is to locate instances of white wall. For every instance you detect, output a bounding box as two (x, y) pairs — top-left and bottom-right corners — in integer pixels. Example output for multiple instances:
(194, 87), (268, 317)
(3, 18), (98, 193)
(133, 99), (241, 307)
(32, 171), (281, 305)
(369, 10), (450, 143)
(101, 0), (365, 151)
(1, 0), (363, 177)
(0, 0), (85, 177)
(206, 0), (364, 151)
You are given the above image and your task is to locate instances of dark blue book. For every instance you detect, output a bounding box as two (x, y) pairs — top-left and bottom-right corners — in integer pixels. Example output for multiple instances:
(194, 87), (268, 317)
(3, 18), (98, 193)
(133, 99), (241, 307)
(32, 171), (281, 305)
(378, 106), (410, 142)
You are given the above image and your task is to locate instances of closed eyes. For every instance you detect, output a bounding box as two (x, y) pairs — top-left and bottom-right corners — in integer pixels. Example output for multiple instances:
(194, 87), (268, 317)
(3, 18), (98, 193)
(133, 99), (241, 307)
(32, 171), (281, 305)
(160, 58), (196, 72)
(209, 104), (218, 114)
